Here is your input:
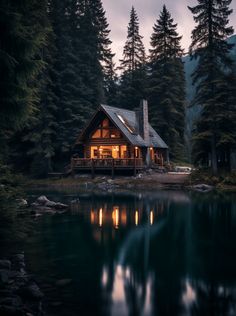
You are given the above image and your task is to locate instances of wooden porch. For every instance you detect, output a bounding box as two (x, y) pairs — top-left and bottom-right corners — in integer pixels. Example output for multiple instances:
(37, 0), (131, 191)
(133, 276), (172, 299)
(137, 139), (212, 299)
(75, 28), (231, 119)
(71, 158), (144, 177)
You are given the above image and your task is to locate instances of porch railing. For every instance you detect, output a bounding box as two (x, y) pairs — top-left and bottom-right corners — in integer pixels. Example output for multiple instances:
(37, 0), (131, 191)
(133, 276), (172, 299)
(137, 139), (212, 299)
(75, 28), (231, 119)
(71, 158), (143, 169)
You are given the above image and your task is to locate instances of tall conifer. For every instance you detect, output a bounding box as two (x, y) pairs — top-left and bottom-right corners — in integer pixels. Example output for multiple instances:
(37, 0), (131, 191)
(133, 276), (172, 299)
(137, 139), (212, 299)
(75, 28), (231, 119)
(189, 0), (235, 173)
(118, 7), (147, 109)
(148, 5), (185, 160)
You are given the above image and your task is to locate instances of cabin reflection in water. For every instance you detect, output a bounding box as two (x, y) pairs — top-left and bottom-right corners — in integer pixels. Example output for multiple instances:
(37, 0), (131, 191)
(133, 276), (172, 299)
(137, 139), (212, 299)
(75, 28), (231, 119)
(68, 192), (236, 316)
(83, 203), (164, 229)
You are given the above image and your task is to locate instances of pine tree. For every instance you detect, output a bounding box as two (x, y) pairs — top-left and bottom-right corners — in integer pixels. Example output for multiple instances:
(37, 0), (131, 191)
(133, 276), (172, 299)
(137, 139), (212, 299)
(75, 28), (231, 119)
(118, 7), (147, 109)
(189, 0), (235, 173)
(103, 55), (119, 106)
(0, 0), (48, 161)
(148, 5), (185, 160)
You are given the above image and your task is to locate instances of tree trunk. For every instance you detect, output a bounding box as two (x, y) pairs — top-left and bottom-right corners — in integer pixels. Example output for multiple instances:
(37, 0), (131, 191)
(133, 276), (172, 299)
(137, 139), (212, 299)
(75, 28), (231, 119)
(211, 136), (218, 175)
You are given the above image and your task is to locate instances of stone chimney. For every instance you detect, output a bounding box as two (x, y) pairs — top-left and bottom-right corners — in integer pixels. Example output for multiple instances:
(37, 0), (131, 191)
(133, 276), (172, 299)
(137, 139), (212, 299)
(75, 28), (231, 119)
(136, 99), (150, 143)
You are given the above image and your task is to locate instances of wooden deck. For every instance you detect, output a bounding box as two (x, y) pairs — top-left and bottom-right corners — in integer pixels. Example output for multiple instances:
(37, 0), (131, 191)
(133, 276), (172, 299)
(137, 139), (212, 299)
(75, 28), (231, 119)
(71, 158), (143, 177)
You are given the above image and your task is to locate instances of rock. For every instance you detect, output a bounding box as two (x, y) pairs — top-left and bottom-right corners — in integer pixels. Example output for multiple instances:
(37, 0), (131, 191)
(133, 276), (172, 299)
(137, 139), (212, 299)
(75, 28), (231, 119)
(55, 279), (72, 287)
(36, 195), (50, 205)
(107, 179), (113, 184)
(16, 199), (28, 207)
(0, 270), (9, 285)
(54, 202), (68, 210)
(193, 184), (214, 192)
(33, 196), (69, 211)
(45, 200), (57, 207)
(18, 282), (44, 300)
(0, 260), (11, 270)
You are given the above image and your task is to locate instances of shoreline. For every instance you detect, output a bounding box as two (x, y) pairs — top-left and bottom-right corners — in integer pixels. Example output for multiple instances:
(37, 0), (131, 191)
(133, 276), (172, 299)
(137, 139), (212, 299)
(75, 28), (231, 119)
(22, 173), (236, 193)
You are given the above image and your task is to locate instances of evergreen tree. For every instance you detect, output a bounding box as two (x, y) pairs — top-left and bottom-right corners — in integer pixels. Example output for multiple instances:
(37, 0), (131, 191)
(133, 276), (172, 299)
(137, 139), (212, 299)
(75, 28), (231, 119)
(148, 5), (185, 160)
(118, 7), (147, 109)
(0, 0), (48, 161)
(189, 0), (235, 173)
(103, 55), (119, 106)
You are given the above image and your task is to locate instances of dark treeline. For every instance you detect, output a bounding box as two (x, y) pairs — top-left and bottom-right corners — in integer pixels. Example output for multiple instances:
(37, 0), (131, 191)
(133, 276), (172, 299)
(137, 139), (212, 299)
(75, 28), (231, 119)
(0, 0), (235, 177)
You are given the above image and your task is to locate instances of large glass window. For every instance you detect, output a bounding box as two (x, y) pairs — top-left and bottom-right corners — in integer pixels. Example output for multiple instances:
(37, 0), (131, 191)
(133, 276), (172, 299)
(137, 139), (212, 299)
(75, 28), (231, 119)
(90, 145), (128, 159)
(91, 118), (121, 139)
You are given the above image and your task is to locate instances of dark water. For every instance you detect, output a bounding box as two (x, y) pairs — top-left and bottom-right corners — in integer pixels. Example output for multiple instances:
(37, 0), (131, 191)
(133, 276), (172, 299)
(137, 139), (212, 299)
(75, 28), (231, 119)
(24, 190), (236, 316)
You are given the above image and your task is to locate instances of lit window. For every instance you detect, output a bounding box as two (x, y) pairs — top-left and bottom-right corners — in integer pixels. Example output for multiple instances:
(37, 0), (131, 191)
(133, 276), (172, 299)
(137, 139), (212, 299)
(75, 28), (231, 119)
(92, 129), (101, 138)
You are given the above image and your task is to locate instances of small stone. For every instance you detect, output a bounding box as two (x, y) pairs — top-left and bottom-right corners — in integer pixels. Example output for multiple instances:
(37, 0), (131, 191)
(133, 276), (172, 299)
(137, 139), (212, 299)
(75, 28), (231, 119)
(16, 199), (28, 207)
(55, 279), (72, 287)
(0, 260), (11, 270)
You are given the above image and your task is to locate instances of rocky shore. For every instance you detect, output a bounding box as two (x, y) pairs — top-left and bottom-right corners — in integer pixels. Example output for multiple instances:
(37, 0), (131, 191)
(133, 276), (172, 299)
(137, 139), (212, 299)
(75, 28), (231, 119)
(0, 253), (44, 316)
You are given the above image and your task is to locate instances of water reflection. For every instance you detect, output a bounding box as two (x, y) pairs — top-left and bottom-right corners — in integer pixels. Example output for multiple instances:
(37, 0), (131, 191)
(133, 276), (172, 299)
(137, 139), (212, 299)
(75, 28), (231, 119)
(26, 191), (236, 316)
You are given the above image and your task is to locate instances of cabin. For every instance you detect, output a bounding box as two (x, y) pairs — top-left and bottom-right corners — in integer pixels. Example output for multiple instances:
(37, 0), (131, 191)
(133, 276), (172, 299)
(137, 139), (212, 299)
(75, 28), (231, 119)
(71, 100), (169, 176)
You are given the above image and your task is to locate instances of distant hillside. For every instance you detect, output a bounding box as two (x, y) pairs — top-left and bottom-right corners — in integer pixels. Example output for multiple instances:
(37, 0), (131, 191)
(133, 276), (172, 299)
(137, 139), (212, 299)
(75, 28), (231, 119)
(183, 34), (236, 160)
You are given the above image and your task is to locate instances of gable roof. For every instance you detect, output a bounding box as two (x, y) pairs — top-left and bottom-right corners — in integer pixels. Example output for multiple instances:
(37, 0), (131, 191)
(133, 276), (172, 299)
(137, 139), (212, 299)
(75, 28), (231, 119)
(77, 104), (168, 149)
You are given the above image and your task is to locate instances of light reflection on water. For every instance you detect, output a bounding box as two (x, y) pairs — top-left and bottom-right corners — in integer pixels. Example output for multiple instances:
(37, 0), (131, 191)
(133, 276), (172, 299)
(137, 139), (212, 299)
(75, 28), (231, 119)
(25, 190), (236, 316)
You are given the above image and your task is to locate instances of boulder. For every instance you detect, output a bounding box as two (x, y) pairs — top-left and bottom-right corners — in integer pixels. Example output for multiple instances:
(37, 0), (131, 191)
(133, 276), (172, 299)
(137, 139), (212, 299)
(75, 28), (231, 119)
(36, 195), (49, 205)
(33, 196), (68, 211)
(193, 184), (214, 192)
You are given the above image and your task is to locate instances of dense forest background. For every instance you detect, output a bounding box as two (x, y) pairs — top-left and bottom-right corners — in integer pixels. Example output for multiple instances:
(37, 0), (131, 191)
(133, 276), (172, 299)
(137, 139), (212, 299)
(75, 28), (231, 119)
(0, 0), (236, 177)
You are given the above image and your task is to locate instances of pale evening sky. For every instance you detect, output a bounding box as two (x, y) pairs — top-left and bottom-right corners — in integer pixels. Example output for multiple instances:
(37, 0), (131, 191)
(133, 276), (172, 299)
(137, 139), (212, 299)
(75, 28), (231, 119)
(102, 0), (236, 65)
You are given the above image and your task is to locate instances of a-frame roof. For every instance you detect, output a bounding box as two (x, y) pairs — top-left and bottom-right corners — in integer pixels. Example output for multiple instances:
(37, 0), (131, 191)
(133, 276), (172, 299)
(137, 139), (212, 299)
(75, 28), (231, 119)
(77, 104), (168, 149)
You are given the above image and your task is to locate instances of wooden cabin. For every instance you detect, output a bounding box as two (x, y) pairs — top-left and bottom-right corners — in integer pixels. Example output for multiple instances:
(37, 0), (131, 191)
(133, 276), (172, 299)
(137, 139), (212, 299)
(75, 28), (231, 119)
(71, 100), (169, 176)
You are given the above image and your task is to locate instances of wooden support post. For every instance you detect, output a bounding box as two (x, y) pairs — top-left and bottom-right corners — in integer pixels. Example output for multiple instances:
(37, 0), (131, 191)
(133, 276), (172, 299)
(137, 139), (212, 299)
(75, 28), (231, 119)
(134, 157), (137, 177)
(111, 159), (114, 179)
(91, 159), (95, 179)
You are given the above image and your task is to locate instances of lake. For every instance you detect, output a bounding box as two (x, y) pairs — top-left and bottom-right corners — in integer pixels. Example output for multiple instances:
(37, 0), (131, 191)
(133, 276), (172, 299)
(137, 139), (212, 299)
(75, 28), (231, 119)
(24, 190), (236, 316)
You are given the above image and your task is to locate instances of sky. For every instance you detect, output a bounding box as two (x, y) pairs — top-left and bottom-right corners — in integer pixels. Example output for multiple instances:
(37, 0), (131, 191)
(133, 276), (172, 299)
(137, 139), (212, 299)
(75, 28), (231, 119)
(102, 0), (236, 66)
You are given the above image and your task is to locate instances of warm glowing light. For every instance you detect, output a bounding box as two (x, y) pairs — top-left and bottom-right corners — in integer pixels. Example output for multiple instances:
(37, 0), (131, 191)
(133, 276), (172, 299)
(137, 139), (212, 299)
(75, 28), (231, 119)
(99, 208), (103, 227)
(90, 210), (95, 224)
(101, 267), (108, 287)
(150, 210), (154, 225)
(112, 207), (119, 228)
(182, 280), (196, 307)
(150, 147), (153, 151)
(135, 210), (139, 226)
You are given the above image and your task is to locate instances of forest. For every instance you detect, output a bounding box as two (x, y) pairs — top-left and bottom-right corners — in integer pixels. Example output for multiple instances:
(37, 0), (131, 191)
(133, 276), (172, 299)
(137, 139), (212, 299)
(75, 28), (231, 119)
(0, 0), (236, 178)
